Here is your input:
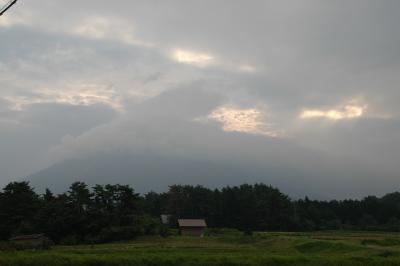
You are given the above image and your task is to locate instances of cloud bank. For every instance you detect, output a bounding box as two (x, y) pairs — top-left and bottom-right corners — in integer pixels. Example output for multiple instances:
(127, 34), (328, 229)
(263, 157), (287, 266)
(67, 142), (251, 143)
(1, 0), (400, 198)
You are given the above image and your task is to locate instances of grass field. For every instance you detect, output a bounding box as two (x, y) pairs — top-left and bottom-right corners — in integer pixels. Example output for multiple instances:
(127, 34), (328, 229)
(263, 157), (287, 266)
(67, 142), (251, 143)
(2, 231), (400, 265)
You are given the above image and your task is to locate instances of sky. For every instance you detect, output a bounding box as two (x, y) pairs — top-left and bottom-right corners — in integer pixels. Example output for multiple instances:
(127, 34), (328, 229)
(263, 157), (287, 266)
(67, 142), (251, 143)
(1, 0), (400, 198)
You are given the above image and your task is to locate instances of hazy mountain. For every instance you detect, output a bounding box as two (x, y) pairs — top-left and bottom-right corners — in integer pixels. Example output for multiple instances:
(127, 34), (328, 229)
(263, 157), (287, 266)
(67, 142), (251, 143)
(27, 153), (279, 194)
(26, 147), (390, 200)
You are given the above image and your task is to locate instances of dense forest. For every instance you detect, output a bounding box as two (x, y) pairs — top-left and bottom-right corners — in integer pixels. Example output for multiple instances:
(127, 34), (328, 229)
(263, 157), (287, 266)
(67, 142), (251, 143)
(1, 181), (400, 244)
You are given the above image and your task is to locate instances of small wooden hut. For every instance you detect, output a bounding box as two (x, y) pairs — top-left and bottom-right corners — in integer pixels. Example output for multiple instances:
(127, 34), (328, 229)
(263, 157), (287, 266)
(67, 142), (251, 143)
(178, 219), (207, 237)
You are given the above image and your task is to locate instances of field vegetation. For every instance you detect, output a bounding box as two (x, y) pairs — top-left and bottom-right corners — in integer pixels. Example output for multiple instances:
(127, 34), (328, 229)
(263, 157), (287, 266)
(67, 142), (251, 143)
(2, 231), (400, 265)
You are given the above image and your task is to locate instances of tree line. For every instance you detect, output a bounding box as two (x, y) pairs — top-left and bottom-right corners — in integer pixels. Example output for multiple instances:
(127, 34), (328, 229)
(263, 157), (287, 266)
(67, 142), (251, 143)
(1, 181), (400, 244)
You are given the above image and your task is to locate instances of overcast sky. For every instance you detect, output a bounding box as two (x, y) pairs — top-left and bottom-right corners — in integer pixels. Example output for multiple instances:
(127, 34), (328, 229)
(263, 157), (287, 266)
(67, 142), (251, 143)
(1, 0), (400, 198)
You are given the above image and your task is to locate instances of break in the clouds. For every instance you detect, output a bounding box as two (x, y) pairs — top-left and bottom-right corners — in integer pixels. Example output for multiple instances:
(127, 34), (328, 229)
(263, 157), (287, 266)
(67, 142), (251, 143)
(199, 106), (284, 138)
(5, 84), (122, 111)
(1, 0), (400, 198)
(172, 49), (214, 67)
(300, 100), (366, 121)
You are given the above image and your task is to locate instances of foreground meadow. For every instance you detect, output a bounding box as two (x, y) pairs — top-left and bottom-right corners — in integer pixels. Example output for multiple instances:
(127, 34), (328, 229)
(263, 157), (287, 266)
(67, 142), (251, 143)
(2, 231), (400, 265)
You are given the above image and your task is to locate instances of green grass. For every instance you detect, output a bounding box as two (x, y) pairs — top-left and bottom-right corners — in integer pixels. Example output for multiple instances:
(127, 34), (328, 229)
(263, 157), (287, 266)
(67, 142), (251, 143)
(2, 231), (400, 265)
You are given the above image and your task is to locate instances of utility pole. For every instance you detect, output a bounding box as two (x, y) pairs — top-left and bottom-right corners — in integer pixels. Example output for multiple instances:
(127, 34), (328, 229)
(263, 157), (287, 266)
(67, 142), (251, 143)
(0, 0), (18, 16)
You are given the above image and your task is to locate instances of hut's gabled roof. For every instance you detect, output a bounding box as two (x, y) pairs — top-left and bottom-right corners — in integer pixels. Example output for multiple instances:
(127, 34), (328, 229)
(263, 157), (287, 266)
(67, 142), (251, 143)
(178, 219), (207, 227)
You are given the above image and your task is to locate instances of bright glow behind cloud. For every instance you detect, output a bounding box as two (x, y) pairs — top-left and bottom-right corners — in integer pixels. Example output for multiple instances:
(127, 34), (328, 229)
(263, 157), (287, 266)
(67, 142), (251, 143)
(300, 103), (366, 120)
(5, 84), (122, 111)
(172, 49), (214, 67)
(205, 106), (284, 138)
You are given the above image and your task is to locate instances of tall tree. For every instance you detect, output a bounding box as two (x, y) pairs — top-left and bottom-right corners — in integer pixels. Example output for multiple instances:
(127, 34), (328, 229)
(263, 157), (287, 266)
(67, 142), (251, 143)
(0, 182), (40, 238)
